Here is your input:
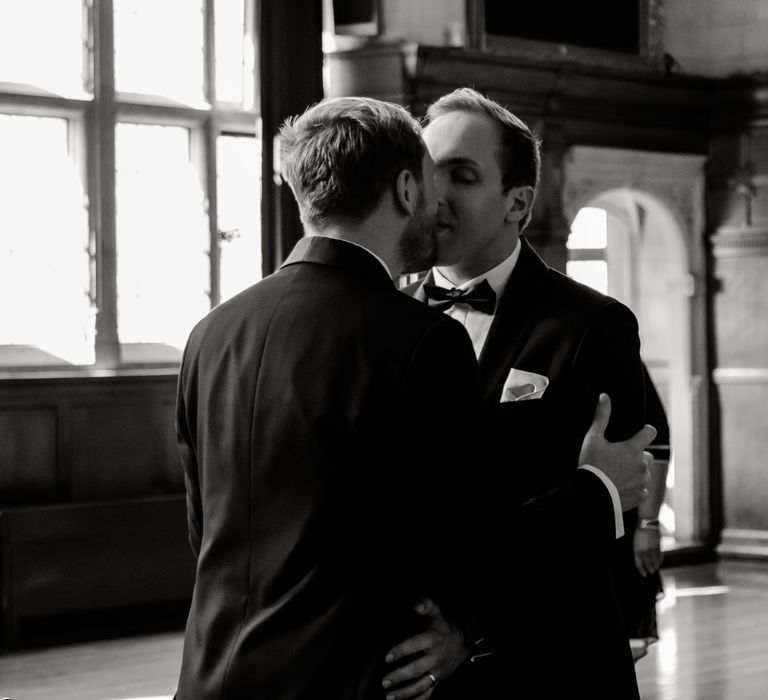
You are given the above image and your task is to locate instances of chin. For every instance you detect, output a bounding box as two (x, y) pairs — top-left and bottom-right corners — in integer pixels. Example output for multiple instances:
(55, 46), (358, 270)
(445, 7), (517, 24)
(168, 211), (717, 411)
(435, 230), (460, 266)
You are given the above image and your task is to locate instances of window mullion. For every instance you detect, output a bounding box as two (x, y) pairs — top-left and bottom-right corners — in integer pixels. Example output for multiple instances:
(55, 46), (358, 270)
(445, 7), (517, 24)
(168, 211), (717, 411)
(204, 0), (220, 308)
(204, 0), (216, 104)
(205, 116), (220, 309)
(92, 0), (119, 367)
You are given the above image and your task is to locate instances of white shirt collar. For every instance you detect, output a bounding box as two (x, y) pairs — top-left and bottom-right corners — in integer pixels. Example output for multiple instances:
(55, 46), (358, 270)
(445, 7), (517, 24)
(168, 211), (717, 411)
(432, 239), (522, 309)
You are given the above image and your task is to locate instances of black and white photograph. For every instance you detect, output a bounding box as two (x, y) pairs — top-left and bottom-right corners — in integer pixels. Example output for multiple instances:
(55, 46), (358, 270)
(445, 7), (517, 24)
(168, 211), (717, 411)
(1, 1), (768, 699)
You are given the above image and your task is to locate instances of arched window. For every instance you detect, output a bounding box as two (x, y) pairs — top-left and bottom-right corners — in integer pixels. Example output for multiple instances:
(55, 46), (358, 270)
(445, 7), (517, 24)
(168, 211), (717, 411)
(566, 206), (608, 295)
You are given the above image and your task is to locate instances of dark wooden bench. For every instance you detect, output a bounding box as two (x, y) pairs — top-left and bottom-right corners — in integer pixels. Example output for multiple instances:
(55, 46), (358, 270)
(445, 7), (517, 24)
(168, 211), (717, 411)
(0, 495), (196, 647)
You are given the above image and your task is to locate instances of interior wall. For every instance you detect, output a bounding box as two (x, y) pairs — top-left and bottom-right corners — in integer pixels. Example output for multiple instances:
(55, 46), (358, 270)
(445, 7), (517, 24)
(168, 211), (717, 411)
(381, 0), (768, 79)
(380, 0), (464, 46)
(710, 110), (768, 557)
(664, 0), (768, 77)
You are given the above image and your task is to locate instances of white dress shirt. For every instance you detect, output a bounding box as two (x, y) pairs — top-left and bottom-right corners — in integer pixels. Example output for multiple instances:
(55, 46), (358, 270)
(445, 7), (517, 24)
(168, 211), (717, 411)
(430, 240), (624, 538)
(432, 240), (521, 359)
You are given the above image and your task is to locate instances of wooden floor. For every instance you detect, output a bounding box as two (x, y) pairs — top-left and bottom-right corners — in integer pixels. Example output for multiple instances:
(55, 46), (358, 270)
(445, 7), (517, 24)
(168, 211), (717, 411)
(2, 559), (768, 699)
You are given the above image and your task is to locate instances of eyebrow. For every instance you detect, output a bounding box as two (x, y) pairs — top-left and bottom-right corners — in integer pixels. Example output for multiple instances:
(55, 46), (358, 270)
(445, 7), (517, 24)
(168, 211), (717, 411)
(434, 156), (481, 168)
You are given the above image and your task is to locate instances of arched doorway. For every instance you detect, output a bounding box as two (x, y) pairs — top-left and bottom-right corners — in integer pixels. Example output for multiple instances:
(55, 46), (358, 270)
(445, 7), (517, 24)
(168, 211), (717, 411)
(563, 147), (708, 548)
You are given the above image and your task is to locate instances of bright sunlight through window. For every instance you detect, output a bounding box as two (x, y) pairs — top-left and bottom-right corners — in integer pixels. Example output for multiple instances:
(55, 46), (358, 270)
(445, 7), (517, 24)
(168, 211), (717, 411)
(115, 124), (210, 359)
(567, 206), (608, 250)
(0, 0), (85, 96)
(0, 115), (93, 365)
(114, 0), (205, 104)
(567, 206), (608, 294)
(217, 133), (262, 301)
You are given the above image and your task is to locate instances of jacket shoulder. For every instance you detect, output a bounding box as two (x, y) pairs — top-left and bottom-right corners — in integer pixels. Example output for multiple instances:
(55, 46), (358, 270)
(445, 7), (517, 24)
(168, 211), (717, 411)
(543, 266), (636, 324)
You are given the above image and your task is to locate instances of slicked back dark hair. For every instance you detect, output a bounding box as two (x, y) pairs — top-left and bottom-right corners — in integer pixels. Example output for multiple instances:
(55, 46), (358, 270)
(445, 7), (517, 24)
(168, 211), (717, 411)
(279, 96), (425, 228)
(426, 87), (541, 229)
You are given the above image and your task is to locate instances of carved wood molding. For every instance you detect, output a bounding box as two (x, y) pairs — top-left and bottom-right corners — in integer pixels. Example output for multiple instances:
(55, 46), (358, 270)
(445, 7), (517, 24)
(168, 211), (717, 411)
(711, 226), (768, 258)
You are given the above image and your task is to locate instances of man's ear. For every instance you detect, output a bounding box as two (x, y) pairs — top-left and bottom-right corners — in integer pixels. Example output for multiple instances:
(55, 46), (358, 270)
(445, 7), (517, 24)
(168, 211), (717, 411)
(504, 186), (534, 223)
(394, 169), (417, 217)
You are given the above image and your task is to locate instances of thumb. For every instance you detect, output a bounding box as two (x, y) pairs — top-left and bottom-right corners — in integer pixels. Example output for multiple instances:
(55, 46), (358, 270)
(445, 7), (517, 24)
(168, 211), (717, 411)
(630, 423), (658, 450)
(588, 393), (612, 437)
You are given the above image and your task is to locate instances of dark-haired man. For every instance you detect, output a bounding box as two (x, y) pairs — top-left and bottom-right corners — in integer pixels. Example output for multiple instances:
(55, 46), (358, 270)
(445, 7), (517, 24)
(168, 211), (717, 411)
(174, 95), (653, 700)
(395, 87), (647, 699)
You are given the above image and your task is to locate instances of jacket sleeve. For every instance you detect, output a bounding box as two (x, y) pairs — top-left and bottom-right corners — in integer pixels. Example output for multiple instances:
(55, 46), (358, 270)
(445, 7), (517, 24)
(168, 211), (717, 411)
(176, 343), (204, 560)
(574, 301), (646, 442)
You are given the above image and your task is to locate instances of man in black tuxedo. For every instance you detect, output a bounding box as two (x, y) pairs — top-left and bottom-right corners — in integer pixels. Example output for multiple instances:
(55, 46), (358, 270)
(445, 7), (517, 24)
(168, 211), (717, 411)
(396, 88), (648, 699)
(174, 96), (653, 700)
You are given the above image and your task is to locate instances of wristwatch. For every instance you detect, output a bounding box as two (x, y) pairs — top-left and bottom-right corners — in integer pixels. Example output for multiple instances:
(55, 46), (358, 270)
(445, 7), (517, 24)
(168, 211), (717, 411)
(638, 518), (660, 530)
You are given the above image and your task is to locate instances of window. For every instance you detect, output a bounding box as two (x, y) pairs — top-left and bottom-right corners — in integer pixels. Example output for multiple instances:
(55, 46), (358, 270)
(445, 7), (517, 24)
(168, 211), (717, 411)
(0, 0), (261, 370)
(0, 114), (93, 366)
(566, 206), (608, 295)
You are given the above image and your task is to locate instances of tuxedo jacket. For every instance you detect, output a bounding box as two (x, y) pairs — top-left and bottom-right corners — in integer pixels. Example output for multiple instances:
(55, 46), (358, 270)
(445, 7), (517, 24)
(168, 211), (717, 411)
(175, 236), (619, 700)
(408, 236), (646, 699)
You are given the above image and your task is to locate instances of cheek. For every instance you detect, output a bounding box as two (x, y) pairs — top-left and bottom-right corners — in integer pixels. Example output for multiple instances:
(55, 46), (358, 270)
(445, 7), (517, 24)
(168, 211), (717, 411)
(452, 196), (489, 229)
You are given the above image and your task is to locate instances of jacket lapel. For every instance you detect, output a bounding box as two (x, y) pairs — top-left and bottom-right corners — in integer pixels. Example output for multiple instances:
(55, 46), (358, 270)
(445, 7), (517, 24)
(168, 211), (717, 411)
(478, 237), (550, 403)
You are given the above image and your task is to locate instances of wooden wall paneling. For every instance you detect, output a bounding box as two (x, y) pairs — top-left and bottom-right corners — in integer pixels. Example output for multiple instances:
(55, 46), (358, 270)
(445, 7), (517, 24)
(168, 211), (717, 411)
(0, 373), (181, 505)
(0, 408), (58, 505)
(5, 496), (195, 631)
(68, 399), (180, 500)
(414, 47), (712, 141)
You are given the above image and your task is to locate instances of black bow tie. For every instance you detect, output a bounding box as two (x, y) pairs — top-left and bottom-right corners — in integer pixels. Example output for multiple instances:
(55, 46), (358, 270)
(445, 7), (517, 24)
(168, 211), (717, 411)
(422, 278), (496, 315)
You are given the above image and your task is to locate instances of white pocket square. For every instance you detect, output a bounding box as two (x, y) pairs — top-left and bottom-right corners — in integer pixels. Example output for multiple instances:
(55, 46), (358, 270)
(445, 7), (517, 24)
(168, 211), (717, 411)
(500, 368), (549, 403)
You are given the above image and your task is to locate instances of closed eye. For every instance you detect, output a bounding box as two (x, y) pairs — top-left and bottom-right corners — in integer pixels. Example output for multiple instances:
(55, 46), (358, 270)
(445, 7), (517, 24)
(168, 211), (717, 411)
(451, 167), (478, 184)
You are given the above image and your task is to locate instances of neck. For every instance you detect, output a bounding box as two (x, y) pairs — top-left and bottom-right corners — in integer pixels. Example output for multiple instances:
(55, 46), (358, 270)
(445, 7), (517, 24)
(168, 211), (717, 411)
(305, 215), (402, 279)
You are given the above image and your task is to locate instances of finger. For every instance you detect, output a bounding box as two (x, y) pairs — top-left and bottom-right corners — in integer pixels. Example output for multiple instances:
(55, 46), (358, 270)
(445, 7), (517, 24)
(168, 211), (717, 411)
(588, 393), (612, 437)
(630, 424), (658, 450)
(383, 653), (436, 687)
(383, 668), (435, 700)
(634, 552), (646, 577)
(385, 633), (436, 663)
(414, 597), (439, 617)
(643, 451), (654, 470)
(648, 551), (662, 574)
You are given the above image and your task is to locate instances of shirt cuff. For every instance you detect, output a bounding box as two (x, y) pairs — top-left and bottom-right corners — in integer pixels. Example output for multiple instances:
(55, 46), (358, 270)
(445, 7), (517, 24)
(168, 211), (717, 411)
(578, 465), (624, 539)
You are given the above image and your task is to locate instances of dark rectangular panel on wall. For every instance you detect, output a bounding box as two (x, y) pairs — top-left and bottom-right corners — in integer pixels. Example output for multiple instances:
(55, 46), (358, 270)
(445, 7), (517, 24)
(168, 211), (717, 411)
(68, 399), (181, 500)
(485, 0), (641, 54)
(0, 408), (58, 505)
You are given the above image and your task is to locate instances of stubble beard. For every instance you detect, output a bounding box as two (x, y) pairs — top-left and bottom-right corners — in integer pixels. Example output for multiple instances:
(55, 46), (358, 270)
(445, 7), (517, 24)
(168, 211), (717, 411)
(399, 194), (438, 275)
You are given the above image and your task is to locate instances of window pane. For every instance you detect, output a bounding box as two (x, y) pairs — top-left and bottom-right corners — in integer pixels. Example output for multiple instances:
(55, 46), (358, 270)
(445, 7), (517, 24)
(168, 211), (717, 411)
(567, 206), (607, 249)
(0, 115), (93, 365)
(215, 0), (255, 106)
(217, 132), (262, 301)
(0, 0), (85, 95)
(566, 260), (608, 295)
(115, 124), (209, 360)
(114, 0), (205, 103)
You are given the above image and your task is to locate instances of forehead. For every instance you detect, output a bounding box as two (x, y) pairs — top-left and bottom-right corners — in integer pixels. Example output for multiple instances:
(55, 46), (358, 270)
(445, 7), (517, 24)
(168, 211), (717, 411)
(423, 110), (502, 167)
